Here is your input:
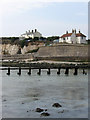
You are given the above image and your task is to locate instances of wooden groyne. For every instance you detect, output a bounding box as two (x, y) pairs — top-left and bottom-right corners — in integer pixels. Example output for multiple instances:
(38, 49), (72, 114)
(4, 66), (88, 76)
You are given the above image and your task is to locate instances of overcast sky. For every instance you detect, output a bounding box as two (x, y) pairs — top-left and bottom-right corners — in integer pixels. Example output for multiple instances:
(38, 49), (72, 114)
(0, 0), (88, 38)
(88, 1), (90, 39)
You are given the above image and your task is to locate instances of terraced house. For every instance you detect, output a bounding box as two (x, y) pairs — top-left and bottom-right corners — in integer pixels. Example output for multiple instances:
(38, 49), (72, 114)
(59, 29), (86, 44)
(19, 29), (42, 40)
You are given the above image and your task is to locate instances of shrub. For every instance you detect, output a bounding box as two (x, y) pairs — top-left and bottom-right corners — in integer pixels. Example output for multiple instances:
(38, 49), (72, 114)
(27, 48), (39, 53)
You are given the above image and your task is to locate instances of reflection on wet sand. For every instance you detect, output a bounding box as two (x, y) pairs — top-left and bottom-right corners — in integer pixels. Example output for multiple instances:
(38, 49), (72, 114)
(2, 69), (88, 118)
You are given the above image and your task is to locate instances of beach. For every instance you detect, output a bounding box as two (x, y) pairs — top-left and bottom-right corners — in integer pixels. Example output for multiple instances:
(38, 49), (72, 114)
(1, 68), (88, 118)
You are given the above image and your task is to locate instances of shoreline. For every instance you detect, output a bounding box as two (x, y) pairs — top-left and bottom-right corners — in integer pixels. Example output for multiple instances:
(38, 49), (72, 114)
(1, 60), (90, 69)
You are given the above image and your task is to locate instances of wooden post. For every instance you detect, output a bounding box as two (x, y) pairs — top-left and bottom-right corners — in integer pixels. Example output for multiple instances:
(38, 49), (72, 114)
(7, 67), (10, 75)
(57, 68), (60, 75)
(65, 68), (69, 75)
(83, 69), (87, 75)
(37, 68), (41, 75)
(28, 68), (31, 75)
(17, 67), (21, 75)
(74, 68), (78, 75)
(47, 68), (50, 75)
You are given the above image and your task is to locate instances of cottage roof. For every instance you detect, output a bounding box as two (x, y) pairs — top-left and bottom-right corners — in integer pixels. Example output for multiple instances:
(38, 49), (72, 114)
(60, 32), (86, 38)
(21, 31), (42, 36)
(76, 33), (86, 37)
(60, 33), (72, 38)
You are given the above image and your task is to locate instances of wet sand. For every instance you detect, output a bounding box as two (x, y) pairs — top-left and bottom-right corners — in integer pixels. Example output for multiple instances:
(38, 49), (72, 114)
(1, 69), (88, 118)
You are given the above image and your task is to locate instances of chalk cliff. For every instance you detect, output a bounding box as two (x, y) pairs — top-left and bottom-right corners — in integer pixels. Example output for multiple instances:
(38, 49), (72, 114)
(21, 45), (38, 54)
(0, 44), (19, 55)
(0, 44), (38, 55)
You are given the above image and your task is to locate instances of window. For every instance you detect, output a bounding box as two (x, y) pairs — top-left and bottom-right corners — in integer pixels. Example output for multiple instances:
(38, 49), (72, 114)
(82, 37), (83, 39)
(63, 38), (65, 40)
(67, 37), (68, 39)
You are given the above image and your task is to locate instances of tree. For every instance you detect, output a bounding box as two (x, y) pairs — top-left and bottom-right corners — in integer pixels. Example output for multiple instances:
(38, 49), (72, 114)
(87, 39), (90, 44)
(33, 37), (39, 41)
(19, 39), (28, 48)
(46, 36), (59, 41)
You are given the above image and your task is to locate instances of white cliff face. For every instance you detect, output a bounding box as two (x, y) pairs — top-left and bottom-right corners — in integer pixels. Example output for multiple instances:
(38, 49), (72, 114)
(0, 44), (38, 55)
(0, 44), (2, 55)
(7, 44), (19, 55)
(21, 44), (38, 54)
(0, 44), (19, 55)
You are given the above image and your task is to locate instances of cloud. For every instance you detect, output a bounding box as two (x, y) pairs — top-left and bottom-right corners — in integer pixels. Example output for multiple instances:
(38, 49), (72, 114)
(76, 12), (87, 16)
(0, 0), (88, 14)
(37, 0), (88, 2)
(0, 0), (47, 16)
(1, 17), (87, 37)
(0, 0), (88, 37)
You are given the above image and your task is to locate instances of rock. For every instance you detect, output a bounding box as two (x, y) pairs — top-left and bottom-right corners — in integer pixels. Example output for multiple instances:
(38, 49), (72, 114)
(58, 110), (64, 113)
(61, 110), (64, 113)
(52, 103), (62, 108)
(22, 102), (24, 104)
(41, 112), (50, 116)
(45, 109), (47, 111)
(3, 99), (7, 102)
(1, 44), (19, 55)
(21, 44), (38, 54)
(35, 108), (44, 112)
(33, 98), (39, 101)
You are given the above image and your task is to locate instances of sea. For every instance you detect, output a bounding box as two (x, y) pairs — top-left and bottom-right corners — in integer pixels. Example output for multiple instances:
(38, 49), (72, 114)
(0, 68), (88, 118)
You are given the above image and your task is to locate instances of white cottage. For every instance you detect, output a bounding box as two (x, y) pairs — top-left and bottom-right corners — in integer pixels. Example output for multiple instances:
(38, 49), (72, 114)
(59, 29), (86, 44)
(19, 29), (42, 40)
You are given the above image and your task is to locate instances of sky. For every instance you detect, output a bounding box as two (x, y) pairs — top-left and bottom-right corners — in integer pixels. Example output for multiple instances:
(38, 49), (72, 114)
(88, 1), (90, 39)
(0, 0), (88, 38)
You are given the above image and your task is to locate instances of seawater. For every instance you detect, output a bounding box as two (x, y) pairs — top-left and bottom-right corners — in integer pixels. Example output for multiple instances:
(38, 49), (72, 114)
(1, 68), (88, 118)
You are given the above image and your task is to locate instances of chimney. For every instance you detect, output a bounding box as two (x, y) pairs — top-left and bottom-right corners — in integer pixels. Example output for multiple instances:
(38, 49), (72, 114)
(66, 31), (68, 34)
(72, 29), (74, 33)
(79, 29), (80, 33)
(75, 29), (76, 33)
(26, 31), (28, 34)
(35, 29), (37, 32)
(32, 30), (33, 33)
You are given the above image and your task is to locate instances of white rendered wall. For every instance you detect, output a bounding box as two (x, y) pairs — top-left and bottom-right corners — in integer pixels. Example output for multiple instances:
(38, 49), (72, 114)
(28, 32), (42, 38)
(28, 34), (34, 39)
(34, 32), (42, 38)
(76, 37), (81, 43)
(20, 31), (42, 39)
(76, 37), (86, 44)
(25, 35), (29, 38)
(59, 34), (86, 44)
(81, 37), (86, 43)
(59, 37), (72, 43)
(71, 33), (76, 44)
(59, 38), (64, 42)
(21, 34), (29, 38)
(65, 37), (72, 43)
